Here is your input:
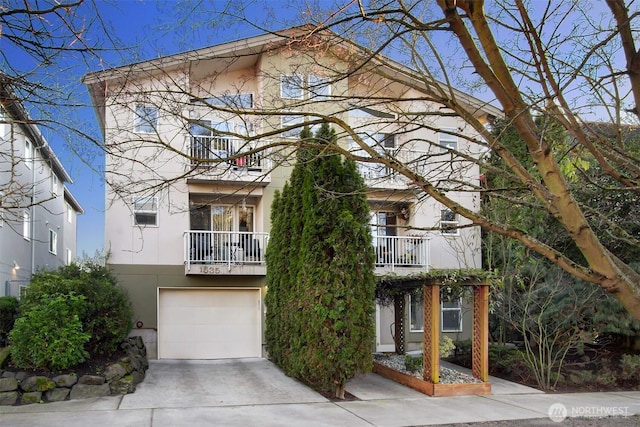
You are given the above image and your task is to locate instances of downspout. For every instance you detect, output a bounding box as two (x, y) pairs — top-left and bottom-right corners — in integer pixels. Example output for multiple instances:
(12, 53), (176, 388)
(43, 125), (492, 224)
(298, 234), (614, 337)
(30, 143), (36, 280)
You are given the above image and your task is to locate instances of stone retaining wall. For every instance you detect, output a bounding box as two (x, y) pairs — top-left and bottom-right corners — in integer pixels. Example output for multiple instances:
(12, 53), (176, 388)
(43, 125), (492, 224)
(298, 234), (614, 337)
(0, 336), (148, 406)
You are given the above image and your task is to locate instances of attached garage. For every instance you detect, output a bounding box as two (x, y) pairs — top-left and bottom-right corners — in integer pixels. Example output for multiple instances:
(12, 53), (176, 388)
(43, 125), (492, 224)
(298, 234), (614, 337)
(158, 288), (262, 359)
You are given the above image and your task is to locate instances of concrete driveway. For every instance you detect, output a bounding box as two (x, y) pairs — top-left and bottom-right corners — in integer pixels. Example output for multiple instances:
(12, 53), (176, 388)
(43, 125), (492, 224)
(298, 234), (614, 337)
(1, 358), (639, 426)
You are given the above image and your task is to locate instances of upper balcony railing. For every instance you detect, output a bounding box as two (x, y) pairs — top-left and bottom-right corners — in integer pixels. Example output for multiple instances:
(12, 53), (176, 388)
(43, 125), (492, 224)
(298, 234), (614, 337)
(190, 135), (271, 174)
(373, 235), (430, 273)
(355, 148), (466, 189)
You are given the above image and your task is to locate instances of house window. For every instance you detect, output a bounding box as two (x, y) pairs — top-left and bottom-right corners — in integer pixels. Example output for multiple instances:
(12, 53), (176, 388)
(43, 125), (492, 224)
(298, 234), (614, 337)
(409, 293), (424, 332)
(25, 139), (34, 169)
(66, 248), (73, 265)
(410, 294), (464, 333)
(281, 75), (304, 99)
(281, 114), (304, 138)
(308, 75), (330, 100)
(133, 196), (158, 226)
(0, 107), (8, 140)
(440, 208), (459, 235)
(134, 105), (158, 133)
(23, 210), (31, 240)
(51, 173), (59, 196)
(66, 203), (73, 223)
(49, 229), (58, 255)
(442, 298), (463, 332)
(192, 94), (253, 109)
(439, 128), (458, 151)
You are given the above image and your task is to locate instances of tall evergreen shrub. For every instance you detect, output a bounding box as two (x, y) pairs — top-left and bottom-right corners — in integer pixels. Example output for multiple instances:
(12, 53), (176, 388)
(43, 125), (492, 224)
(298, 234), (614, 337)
(265, 123), (375, 398)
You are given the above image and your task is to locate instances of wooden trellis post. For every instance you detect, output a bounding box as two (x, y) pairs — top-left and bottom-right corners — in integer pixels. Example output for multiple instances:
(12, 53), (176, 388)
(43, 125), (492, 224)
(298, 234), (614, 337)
(422, 283), (440, 384)
(472, 284), (489, 382)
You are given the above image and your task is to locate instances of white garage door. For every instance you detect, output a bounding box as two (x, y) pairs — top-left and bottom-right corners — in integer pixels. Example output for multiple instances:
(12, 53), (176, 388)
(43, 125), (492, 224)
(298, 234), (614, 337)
(158, 288), (261, 359)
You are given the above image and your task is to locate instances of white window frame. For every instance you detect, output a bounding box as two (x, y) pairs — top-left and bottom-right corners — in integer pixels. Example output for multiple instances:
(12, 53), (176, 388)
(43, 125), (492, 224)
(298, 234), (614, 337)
(23, 210), (31, 240)
(281, 114), (304, 138)
(134, 105), (158, 133)
(0, 107), (8, 140)
(308, 75), (331, 100)
(409, 293), (424, 332)
(66, 203), (73, 223)
(439, 128), (458, 152)
(51, 172), (59, 196)
(280, 75), (304, 99)
(192, 94), (254, 109)
(133, 196), (158, 226)
(441, 298), (463, 332)
(25, 139), (34, 169)
(49, 229), (58, 255)
(440, 208), (459, 235)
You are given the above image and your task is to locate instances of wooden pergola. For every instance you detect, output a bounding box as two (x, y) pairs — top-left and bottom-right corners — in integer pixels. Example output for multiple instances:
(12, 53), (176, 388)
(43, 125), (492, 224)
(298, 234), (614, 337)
(374, 272), (491, 396)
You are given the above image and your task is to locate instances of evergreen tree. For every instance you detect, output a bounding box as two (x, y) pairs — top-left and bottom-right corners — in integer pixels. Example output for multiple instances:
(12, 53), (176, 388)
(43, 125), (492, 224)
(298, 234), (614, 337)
(265, 123), (375, 398)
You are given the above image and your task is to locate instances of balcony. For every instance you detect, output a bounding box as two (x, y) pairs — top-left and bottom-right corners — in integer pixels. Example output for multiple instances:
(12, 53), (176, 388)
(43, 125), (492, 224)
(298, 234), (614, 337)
(374, 235), (430, 275)
(356, 149), (456, 190)
(184, 231), (428, 276)
(189, 135), (271, 183)
(184, 230), (269, 275)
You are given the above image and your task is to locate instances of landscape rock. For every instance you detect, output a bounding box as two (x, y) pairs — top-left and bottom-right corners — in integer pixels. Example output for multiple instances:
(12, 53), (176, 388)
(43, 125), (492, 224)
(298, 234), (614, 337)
(20, 376), (56, 392)
(131, 370), (145, 385)
(79, 375), (105, 385)
(0, 377), (18, 392)
(104, 363), (127, 382)
(45, 387), (70, 402)
(70, 383), (111, 400)
(53, 374), (78, 388)
(0, 391), (18, 405)
(1, 371), (16, 379)
(21, 391), (42, 405)
(110, 375), (135, 395)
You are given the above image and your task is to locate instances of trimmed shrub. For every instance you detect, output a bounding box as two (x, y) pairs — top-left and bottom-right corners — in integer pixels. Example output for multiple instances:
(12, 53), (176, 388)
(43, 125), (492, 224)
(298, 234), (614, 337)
(21, 262), (132, 357)
(265, 124), (376, 399)
(0, 296), (19, 346)
(9, 293), (90, 371)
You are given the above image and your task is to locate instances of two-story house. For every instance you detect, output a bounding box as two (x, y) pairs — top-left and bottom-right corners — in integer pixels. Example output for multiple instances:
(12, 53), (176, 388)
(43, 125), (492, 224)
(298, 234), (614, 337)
(0, 78), (84, 297)
(83, 27), (500, 359)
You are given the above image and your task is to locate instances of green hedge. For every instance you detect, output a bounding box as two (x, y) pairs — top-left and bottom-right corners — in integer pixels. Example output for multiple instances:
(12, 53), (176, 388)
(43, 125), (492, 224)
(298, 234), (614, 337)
(10, 293), (90, 371)
(19, 262), (132, 357)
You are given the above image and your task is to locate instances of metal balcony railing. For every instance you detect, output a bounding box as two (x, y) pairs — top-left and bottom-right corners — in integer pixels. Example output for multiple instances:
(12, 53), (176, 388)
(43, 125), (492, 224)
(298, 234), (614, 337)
(185, 232), (428, 273)
(373, 235), (430, 271)
(190, 135), (270, 172)
(184, 230), (269, 270)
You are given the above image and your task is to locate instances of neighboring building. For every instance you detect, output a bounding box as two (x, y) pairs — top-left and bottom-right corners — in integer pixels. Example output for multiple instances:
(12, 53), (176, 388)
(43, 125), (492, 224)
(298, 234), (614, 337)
(83, 27), (500, 359)
(0, 79), (84, 297)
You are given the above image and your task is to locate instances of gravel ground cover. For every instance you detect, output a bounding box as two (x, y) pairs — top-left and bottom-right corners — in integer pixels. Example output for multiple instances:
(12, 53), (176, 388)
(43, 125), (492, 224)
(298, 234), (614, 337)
(374, 353), (482, 384)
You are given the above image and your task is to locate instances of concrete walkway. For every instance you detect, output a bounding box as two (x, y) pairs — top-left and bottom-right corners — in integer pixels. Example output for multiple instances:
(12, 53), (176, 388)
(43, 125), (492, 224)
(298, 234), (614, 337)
(1, 358), (639, 426)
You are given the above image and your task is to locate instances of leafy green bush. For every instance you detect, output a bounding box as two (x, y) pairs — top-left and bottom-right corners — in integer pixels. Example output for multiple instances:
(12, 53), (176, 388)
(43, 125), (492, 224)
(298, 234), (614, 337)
(440, 335), (456, 358)
(9, 293), (90, 371)
(405, 355), (422, 373)
(0, 296), (19, 346)
(22, 262), (132, 357)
